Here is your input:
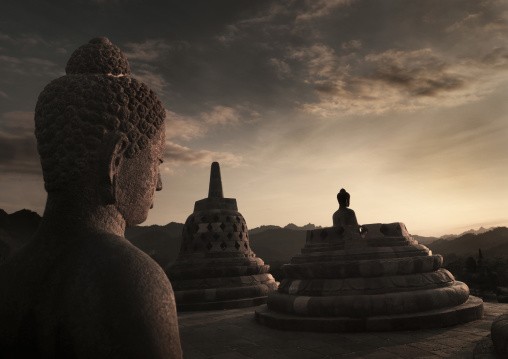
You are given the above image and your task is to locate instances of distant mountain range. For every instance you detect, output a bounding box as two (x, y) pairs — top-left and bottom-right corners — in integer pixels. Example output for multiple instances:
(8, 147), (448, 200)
(411, 227), (498, 246)
(248, 226), (508, 263)
(426, 227), (508, 259)
(0, 209), (42, 261)
(124, 222), (183, 267)
(439, 226), (496, 240)
(0, 208), (506, 268)
(249, 228), (307, 262)
(248, 223), (321, 235)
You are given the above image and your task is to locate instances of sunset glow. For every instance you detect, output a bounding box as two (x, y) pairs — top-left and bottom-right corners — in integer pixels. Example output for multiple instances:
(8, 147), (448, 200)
(1, 0), (507, 237)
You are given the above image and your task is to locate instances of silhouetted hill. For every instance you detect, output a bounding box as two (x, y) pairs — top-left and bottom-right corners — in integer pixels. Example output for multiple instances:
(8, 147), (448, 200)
(0, 209), (42, 263)
(249, 228), (307, 263)
(249, 225), (281, 235)
(1, 207), (505, 270)
(284, 223), (322, 231)
(125, 222), (184, 239)
(0, 228), (14, 263)
(411, 227), (497, 246)
(125, 223), (315, 268)
(411, 234), (440, 246)
(440, 226), (495, 240)
(427, 227), (508, 258)
(124, 222), (183, 268)
(0, 209), (41, 247)
(250, 223), (321, 235)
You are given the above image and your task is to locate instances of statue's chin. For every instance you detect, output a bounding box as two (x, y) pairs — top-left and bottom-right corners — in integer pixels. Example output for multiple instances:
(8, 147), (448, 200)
(124, 210), (149, 228)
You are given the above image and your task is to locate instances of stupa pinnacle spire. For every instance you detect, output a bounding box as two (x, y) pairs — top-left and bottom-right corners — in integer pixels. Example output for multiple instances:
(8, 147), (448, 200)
(208, 162), (224, 198)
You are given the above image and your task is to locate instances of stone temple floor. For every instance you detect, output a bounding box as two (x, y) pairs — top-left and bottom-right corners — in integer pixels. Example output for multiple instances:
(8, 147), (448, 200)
(178, 302), (508, 359)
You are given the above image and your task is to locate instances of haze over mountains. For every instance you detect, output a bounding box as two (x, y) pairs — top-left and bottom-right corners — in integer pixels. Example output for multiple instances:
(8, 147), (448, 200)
(0, 208), (506, 268)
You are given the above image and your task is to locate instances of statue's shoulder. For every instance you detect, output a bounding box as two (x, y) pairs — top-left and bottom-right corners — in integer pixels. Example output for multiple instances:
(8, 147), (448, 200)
(80, 233), (169, 287)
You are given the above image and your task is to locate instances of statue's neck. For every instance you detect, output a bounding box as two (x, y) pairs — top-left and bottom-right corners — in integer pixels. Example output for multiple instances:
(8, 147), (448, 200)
(36, 192), (126, 239)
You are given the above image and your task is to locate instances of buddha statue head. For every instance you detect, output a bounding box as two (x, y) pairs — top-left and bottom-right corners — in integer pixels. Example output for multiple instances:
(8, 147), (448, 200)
(337, 188), (350, 208)
(34, 37), (166, 226)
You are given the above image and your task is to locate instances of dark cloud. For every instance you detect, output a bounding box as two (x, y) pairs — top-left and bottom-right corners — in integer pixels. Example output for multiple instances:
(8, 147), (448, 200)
(2, 0), (272, 43)
(0, 132), (41, 175)
(0, 55), (61, 77)
(163, 141), (241, 168)
(0, 111), (39, 176)
(480, 47), (508, 68)
(366, 54), (466, 97)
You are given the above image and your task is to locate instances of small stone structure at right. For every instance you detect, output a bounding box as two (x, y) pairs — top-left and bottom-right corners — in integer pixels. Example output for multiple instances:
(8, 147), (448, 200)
(492, 314), (508, 358)
(255, 189), (484, 331)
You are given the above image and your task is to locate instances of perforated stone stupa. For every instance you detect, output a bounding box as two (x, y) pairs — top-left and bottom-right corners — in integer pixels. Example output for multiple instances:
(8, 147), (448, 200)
(166, 162), (277, 310)
(256, 190), (484, 331)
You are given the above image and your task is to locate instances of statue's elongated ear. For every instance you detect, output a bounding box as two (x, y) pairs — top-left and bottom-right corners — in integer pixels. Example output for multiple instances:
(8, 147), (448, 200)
(98, 132), (129, 205)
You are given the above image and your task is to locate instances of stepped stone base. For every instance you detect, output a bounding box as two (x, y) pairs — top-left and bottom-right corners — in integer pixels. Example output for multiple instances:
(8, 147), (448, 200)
(174, 279), (278, 311)
(177, 296), (268, 311)
(255, 295), (484, 332)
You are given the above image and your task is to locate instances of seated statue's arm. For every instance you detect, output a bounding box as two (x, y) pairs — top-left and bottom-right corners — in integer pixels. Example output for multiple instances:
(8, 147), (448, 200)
(349, 209), (359, 227)
(332, 210), (340, 227)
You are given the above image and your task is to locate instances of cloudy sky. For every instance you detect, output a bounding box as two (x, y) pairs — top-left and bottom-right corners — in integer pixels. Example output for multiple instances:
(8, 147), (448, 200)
(1, 0), (507, 236)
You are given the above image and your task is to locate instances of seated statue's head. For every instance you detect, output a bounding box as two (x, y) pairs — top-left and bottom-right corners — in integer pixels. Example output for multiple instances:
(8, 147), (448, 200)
(337, 188), (350, 208)
(34, 37), (166, 226)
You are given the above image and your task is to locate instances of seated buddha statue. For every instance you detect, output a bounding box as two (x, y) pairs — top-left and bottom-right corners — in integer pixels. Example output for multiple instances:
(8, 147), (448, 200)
(332, 188), (365, 235)
(0, 38), (182, 358)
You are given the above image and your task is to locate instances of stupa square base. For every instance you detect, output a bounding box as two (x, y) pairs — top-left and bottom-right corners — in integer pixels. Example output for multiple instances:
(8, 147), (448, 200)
(255, 295), (484, 332)
(177, 296), (268, 311)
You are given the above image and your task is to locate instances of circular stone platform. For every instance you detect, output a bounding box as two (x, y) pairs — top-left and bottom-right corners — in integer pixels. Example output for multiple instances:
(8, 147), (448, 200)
(255, 222), (484, 331)
(255, 295), (483, 332)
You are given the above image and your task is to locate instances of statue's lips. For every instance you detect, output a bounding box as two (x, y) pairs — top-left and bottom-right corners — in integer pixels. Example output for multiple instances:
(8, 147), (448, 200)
(150, 203), (154, 209)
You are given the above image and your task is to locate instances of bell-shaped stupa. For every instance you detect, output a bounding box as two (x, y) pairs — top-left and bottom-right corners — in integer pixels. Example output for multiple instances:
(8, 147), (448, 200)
(166, 162), (278, 310)
(256, 189), (484, 331)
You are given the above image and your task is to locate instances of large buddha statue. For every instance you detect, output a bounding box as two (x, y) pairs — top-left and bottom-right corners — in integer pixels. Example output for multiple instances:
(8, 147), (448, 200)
(0, 38), (182, 358)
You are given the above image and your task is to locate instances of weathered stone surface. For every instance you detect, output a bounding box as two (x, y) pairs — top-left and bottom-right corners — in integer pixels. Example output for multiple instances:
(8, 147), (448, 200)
(0, 37), (182, 358)
(256, 295), (484, 332)
(267, 282), (470, 317)
(282, 255), (443, 279)
(181, 301), (503, 357)
(166, 162), (278, 310)
(256, 191), (483, 331)
(277, 269), (456, 296)
(492, 314), (508, 358)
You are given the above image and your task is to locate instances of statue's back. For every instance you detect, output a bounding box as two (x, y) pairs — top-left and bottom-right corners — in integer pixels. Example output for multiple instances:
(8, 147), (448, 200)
(0, 232), (181, 358)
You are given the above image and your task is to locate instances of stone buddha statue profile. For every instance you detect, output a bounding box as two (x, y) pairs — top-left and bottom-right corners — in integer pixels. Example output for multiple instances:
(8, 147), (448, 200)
(0, 38), (182, 358)
(332, 188), (363, 234)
